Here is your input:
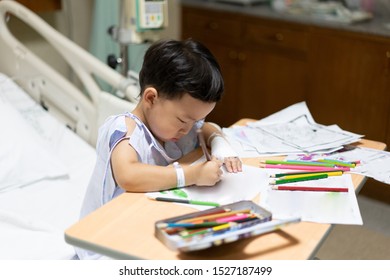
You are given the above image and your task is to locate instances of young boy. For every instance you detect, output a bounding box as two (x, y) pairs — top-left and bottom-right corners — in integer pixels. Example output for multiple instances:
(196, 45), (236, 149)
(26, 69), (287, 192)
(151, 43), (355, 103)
(77, 39), (241, 259)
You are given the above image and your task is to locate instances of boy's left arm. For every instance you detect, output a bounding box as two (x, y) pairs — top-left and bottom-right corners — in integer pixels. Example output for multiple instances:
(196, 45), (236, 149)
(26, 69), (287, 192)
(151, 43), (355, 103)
(202, 122), (242, 173)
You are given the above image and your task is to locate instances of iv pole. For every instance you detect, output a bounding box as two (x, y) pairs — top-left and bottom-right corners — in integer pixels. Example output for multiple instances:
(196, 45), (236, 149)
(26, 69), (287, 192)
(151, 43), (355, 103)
(107, 0), (167, 78)
(107, 0), (132, 77)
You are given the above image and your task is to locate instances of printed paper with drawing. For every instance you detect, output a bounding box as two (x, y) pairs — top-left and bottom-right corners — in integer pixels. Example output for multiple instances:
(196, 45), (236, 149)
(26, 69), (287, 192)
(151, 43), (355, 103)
(222, 102), (362, 157)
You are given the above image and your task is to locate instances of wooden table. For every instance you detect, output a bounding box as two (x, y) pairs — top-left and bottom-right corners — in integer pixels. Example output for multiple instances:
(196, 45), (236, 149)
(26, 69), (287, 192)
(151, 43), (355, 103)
(65, 120), (386, 259)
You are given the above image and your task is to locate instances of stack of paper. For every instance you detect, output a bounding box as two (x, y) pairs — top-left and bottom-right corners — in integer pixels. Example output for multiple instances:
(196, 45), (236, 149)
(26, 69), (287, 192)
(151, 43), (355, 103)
(286, 145), (390, 185)
(223, 102), (363, 158)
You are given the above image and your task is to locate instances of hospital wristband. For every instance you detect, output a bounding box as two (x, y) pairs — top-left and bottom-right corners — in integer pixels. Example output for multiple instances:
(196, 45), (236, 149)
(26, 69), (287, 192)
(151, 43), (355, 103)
(173, 162), (185, 188)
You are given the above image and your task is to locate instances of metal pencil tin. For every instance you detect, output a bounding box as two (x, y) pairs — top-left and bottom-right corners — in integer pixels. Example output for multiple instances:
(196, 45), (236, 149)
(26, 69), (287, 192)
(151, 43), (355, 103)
(155, 200), (272, 252)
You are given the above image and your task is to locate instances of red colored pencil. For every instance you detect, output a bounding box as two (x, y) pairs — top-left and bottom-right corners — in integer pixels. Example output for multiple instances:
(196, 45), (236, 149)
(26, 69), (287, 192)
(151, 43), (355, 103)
(272, 186), (349, 192)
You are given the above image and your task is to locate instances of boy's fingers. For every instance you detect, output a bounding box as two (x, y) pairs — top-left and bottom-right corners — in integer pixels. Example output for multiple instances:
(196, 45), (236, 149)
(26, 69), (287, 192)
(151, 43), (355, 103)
(224, 157), (242, 173)
(224, 162), (233, 172)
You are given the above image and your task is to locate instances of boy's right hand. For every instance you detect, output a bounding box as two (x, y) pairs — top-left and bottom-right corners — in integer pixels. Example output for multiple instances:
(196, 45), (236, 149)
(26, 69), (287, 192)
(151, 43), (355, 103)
(195, 157), (223, 186)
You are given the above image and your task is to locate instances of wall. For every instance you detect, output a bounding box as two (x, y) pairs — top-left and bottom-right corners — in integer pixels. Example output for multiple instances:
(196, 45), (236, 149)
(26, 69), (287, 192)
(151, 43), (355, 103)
(7, 0), (181, 82)
(160, 0), (181, 40)
(7, 0), (94, 83)
(369, 0), (390, 17)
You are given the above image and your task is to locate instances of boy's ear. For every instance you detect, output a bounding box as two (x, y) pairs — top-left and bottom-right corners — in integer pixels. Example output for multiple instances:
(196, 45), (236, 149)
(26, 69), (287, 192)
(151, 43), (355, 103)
(143, 87), (158, 106)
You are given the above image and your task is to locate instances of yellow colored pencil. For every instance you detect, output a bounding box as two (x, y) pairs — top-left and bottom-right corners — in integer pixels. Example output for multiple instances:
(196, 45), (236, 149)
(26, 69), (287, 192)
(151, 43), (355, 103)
(180, 223), (232, 238)
(270, 170), (344, 178)
(276, 171), (343, 180)
(270, 174), (328, 185)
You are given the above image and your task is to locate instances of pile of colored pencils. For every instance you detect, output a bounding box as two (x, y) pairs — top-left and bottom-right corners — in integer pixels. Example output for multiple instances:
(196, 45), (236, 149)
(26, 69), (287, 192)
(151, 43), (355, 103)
(269, 170), (343, 185)
(157, 208), (270, 240)
(260, 159), (358, 172)
(260, 159), (356, 192)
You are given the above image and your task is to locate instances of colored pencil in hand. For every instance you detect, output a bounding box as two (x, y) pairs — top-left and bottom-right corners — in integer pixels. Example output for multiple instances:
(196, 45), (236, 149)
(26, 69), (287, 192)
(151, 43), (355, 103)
(197, 129), (212, 161)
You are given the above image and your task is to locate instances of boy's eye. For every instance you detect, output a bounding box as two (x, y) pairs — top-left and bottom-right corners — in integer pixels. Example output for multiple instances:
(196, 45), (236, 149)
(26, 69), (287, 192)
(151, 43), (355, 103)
(178, 118), (187, 124)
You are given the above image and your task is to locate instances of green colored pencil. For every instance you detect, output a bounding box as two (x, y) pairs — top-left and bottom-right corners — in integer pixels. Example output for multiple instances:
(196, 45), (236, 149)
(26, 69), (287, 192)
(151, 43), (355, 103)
(149, 196), (220, 207)
(264, 160), (335, 168)
(270, 174), (328, 185)
(270, 170), (344, 178)
(317, 159), (356, 168)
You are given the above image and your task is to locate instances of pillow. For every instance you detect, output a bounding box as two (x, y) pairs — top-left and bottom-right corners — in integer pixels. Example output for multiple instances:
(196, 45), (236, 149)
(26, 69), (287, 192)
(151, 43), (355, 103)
(0, 100), (68, 193)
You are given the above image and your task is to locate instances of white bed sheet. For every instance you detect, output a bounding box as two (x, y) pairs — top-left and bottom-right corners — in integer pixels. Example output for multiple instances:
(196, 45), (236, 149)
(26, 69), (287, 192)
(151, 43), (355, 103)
(0, 74), (96, 259)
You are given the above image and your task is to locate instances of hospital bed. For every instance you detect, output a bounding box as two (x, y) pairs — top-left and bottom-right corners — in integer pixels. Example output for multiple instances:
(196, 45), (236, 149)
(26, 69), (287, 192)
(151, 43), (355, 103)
(0, 0), (138, 259)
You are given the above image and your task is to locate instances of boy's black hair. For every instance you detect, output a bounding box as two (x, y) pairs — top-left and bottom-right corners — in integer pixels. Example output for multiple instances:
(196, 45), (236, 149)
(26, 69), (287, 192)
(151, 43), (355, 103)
(138, 39), (224, 102)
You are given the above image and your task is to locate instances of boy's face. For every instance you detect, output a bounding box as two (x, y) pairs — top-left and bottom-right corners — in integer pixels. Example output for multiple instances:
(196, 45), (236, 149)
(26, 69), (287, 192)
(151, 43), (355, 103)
(145, 90), (215, 143)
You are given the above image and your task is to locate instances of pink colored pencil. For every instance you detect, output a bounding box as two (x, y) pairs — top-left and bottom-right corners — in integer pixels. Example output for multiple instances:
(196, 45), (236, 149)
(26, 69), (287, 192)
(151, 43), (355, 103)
(259, 163), (350, 172)
(215, 213), (251, 223)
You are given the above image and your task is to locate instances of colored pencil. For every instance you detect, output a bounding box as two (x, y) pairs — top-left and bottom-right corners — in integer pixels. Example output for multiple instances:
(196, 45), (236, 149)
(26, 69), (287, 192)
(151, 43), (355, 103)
(250, 217), (301, 235)
(272, 171), (343, 180)
(197, 129), (212, 161)
(259, 163), (350, 172)
(186, 217), (301, 239)
(270, 174), (328, 185)
(157, 221), (225, 229)
(215, 213), (253, 223)
(317, 159), (356, 168)
(263, 160), (335, 168)
(178, 209), (252, 224)
(270, 170), (344, 178)
(173, 216), (261, 237)
(180, 223), (232, 238)
(180, 216), (264, 238)
(272, 186), (349, 192)
(149, 196), (220, 207)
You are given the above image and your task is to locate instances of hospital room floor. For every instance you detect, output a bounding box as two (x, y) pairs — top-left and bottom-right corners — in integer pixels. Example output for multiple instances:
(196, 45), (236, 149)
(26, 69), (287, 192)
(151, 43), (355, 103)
(315, 181), (390, 260)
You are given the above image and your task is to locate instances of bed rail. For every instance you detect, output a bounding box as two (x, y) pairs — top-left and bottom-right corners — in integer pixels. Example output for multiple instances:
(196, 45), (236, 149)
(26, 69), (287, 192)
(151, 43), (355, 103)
(0, 0), (138, 145)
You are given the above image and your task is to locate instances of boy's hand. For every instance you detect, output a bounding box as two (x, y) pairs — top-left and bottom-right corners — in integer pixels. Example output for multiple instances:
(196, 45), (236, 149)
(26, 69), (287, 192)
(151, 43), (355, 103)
(223, 156), (242, 173)
(195, 157), (223, 186)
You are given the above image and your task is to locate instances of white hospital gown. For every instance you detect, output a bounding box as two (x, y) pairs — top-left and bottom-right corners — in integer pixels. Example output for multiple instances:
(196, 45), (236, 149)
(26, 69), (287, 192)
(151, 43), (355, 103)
(76, 112), (203, 259)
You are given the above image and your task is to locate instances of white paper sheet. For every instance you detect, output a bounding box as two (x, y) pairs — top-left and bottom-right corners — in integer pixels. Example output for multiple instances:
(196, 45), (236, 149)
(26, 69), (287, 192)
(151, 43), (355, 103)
(259, 174), (363, 225)
(253, 101), (316, 125)
(147, 164), (269, 210)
